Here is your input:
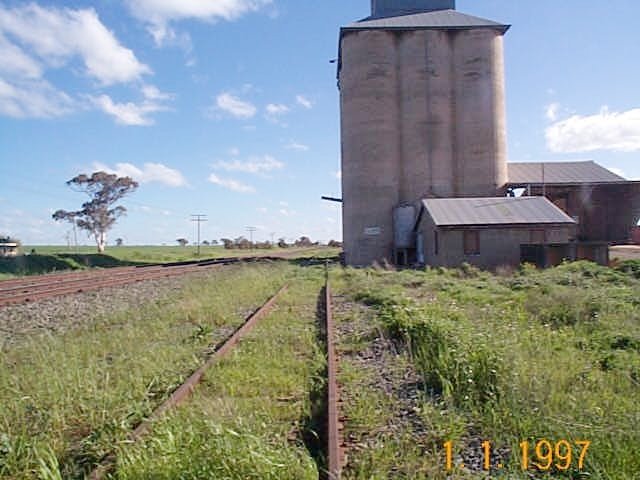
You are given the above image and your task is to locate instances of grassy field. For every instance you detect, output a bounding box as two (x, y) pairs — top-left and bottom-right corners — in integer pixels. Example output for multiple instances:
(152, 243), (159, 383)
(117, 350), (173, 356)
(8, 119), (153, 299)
(0, 245), (339, 276)
(0, 263), (304, 478)
(2, 257), (637, 479)
(334, 260), (640, 479)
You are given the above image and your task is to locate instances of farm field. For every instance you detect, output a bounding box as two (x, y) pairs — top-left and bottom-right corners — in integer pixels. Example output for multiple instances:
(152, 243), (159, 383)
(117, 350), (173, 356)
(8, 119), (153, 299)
(0, 258), (638, 478)
(0, 245), (339, 277)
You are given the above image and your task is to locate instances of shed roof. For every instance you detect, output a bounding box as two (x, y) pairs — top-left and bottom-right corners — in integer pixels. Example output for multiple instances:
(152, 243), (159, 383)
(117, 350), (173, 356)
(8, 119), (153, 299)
(507, 161), (626, 186)
(420, 197), (576, 227)
(344, 9), (509, 33)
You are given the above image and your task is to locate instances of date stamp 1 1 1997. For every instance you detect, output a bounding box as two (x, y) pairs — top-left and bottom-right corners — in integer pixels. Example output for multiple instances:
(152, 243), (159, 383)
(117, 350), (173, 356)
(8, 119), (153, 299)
(443, 439), (591, 473)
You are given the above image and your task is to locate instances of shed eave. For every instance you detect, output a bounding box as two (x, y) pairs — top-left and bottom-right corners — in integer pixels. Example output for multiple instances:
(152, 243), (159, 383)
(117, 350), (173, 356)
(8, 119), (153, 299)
(435, 221), (577, 229)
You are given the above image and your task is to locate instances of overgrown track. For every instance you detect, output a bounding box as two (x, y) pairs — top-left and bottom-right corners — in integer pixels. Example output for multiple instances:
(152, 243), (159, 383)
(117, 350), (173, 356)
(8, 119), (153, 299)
(0, 255), (295, 307)
(88, 283), (289, 480)
(324, 273), (344, 480)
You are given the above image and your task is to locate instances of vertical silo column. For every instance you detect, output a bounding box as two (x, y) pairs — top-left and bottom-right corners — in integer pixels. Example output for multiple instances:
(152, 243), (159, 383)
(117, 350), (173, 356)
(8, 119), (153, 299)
(425, 29), (456, 198)
(340, 30), (401, 265)
(453, 28), (507, 196)
(398, 30), (430, 203)
(491, 33), (508, 190)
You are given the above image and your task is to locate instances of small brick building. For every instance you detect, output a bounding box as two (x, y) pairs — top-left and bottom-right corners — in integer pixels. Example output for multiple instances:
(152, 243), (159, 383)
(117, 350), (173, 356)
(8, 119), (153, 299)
(414, 197), (577, 269)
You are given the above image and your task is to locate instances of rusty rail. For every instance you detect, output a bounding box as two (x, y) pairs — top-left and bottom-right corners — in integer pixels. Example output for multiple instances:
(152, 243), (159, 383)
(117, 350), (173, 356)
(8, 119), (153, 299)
(88, 284), (288, 480)
(0, 265), (204, 306)
(0, 250), (322, 307)
(325, 274), (343, 479)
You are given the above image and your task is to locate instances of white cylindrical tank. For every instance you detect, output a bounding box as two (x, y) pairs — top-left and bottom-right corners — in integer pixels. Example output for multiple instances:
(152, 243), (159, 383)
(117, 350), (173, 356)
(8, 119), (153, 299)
(393, 204), (417, 248)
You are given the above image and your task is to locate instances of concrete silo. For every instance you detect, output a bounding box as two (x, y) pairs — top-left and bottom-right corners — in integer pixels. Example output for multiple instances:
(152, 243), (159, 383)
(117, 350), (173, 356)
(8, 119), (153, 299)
(339, 1), (510, 266)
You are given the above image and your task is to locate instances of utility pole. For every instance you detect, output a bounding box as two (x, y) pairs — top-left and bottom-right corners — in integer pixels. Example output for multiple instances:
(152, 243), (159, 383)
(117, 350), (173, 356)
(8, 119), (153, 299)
(191, 214), (208, 257)
(246, 226), (257, 252)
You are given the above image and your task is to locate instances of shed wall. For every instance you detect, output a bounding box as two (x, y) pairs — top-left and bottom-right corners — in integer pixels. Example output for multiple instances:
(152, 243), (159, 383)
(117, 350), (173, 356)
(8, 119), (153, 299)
(419, 219), (571, 268)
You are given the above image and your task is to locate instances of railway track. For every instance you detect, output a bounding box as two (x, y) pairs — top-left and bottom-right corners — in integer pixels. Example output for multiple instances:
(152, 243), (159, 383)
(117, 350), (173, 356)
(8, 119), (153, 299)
(0, 255), (292, 307)
(84, 270), (345, 479)
(324, 272), (344, 479)
(88, 284), (290, 480)
(1, 254), (344, 477)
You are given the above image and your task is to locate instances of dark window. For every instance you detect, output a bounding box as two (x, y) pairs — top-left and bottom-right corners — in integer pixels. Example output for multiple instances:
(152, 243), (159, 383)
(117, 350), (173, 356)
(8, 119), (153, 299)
(434, 230), (439, 255)
(464, 230), (480, 255)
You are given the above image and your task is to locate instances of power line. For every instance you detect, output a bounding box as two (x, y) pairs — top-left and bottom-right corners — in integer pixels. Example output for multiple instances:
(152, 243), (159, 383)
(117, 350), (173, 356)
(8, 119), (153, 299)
(246, 226), (257, 252)
(191, 214), (208, 257)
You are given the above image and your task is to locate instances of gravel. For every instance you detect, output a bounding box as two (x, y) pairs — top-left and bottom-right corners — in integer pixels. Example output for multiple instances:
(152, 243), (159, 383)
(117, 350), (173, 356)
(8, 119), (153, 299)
(0, 270), (216, 347)
(333, 295), (429, 463)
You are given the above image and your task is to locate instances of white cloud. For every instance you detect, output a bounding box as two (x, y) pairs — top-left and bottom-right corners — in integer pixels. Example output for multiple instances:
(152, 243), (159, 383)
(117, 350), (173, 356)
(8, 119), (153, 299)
(0, 33), (41, 78)
(213, 155), (284, 174)
(0, 4), (150, 86)
(93, 161), (187, 187)
(266, 103), (289, 116)
(279, 201), (288, 207)
(279, 208), (296, 217)
(285, 141), (309, 151)
(546, 107), (640, 153)
(91, 94), (169, 126)
(296, 94), (312, 109)
(334, 170), (342, 180)
(215, 92), (256, 119)
(126, 0), (272, 45)
(545, 102), (560, 122)
(142, 84), (172, 101)
(228, 147), (240, 156)
(0, 4), (154, 122)
(208, 173), (255, 193)
(0, 77), (74, 118)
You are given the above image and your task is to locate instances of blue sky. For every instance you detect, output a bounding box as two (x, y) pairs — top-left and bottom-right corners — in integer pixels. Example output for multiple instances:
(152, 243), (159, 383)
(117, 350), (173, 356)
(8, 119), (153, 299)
(1, 0), (639, 246)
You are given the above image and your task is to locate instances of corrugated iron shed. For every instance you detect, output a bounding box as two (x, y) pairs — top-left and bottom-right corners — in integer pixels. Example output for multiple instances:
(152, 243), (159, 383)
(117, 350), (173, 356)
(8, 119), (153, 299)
(420, 197), (577, 227)
(507, 161), (626, 185)
(344, 10), (509, 33)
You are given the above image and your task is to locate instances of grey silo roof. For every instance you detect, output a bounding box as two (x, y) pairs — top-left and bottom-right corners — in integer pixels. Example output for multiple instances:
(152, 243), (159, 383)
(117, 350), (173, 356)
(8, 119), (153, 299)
(421, 197), (577, 227)
(507, 161), (627, 185)
(343, 9), (509, 33)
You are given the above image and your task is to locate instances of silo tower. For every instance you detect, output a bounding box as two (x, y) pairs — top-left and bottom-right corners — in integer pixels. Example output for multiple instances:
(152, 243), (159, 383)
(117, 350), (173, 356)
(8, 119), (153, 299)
(339, 0), (510, 266)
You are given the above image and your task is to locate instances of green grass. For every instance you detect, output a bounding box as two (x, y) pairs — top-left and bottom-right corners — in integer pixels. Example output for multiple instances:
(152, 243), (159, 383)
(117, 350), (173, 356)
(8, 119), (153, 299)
(113, 267), (327, 479)
(334, 262), (640, 479)
(1, 246), (339, 277)
(0, 263), (295, 479)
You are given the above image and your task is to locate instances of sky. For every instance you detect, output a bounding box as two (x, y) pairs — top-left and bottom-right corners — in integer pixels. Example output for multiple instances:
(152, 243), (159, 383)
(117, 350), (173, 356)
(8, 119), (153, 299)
(1, 0), (639, 246)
